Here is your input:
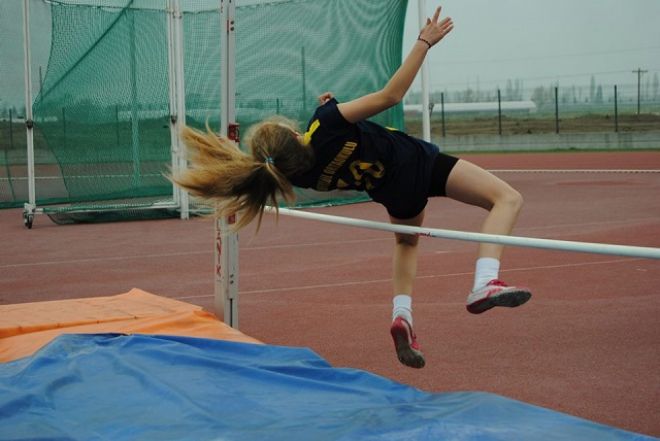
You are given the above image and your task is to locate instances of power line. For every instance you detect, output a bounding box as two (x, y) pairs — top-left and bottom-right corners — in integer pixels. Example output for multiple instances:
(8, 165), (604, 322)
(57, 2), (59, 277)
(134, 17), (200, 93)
(430, 68), (660, 90)
(436, 46), (660, 66)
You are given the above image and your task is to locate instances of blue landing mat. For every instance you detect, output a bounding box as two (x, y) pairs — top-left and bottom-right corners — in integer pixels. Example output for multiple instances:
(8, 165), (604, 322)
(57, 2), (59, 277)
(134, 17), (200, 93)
(0, 334), (655, 441)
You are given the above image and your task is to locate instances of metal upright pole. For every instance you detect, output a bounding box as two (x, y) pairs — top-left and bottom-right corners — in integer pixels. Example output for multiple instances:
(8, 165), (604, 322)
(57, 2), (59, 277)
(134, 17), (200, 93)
(166, 0), (180, 206)
(22, 0), (36, 228)
(215, 0), (239, 328)
(173, 0), (189, 218)
(418, 0), (431, 142)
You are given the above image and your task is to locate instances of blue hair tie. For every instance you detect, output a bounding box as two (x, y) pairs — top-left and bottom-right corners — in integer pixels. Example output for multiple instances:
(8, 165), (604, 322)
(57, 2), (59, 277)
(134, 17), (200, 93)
(265, 156), (275, 165)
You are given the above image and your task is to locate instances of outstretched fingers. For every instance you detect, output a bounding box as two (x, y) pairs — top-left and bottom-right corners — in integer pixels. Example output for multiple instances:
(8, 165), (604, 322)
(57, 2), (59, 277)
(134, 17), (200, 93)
(431, 5), (441, 23)
(439, 17), (453, 35)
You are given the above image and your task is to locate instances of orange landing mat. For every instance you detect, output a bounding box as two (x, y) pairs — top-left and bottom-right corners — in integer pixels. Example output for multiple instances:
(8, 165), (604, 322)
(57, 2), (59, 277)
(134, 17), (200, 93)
(0, 288), (260, 363)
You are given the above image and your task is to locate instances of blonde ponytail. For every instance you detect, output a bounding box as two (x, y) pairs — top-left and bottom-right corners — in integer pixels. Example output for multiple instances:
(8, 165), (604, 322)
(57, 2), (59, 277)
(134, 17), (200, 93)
(171, 119), (313, 230)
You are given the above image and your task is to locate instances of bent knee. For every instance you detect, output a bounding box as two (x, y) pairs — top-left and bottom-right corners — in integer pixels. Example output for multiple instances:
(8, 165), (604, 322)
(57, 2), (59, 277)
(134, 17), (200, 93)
(500, 188), (524, 213)
(395, 233), (419, 247)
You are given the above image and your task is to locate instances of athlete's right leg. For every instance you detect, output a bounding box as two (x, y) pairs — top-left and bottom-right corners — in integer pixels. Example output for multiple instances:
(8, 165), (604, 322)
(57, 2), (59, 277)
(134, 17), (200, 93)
(389, 211), (426, 369)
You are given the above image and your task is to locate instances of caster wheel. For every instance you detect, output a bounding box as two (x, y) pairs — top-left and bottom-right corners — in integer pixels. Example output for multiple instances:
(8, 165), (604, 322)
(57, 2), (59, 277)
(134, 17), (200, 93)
(24, 213), (34, 229)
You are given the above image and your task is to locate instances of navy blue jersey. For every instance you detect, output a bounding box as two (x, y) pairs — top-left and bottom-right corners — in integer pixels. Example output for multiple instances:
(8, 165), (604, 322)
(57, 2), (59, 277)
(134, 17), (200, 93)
(289, 98), (449, 219)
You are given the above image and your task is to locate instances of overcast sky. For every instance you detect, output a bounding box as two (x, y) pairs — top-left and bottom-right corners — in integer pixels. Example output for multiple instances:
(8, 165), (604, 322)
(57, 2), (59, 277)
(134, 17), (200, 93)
(403, 0), (660, 93)
(3, 0), (660, 108)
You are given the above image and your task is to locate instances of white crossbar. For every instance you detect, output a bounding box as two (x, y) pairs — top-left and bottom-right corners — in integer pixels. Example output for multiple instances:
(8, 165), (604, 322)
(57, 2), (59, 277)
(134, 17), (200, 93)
(490, 169), (660, 173)
(267, 207), (660, 260)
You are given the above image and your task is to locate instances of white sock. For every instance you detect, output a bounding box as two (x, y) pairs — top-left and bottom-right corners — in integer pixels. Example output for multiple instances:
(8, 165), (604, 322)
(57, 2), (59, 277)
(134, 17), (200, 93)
(472, 257), (500, 291)
(392, 294), (413, 324)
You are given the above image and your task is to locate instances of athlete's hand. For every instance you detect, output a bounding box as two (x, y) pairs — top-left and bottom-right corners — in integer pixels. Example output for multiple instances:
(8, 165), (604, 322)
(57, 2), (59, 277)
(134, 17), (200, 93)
(418, 6), (453, 48)
(318, 92), (334, 105)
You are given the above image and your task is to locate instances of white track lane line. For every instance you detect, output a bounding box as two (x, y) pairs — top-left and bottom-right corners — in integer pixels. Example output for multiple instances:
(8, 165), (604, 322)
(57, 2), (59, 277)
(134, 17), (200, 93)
(0, 250), (210, 269)
(174, 257), (642, 300)
(0, 238), (391, 269)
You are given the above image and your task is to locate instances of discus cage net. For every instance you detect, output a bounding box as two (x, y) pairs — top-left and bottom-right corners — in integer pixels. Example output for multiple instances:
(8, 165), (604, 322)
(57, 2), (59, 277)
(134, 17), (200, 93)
(0, 0), (407, 227)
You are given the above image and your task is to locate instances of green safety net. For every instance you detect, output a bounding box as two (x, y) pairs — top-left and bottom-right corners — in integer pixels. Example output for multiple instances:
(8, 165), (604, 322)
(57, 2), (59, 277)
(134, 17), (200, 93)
(0, 0), (407, 220)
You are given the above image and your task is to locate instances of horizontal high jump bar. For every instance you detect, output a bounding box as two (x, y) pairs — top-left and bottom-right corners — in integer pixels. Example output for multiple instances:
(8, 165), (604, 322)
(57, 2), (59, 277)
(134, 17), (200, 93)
(490, 169), (660, 173)
(266, 206), (660, 260)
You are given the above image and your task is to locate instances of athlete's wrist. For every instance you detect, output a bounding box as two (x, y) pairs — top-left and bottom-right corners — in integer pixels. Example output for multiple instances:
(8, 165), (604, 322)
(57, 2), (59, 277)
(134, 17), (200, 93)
(417, 37), (432, 50)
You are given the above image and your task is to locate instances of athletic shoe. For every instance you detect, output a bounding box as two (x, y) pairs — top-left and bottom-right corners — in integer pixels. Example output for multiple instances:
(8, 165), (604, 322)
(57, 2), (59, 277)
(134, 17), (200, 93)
(466, 279), (532, 314)
(390, 316), (426, 369)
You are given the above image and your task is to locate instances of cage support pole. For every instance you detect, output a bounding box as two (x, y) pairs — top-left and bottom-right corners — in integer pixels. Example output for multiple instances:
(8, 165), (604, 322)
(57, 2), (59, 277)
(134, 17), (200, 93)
(22, 0), (36, 228)
(215, 0), (239, 328)
(166, 0), (180, 207)
(173, 0), (189, 218)
(418, 0), (431, 142)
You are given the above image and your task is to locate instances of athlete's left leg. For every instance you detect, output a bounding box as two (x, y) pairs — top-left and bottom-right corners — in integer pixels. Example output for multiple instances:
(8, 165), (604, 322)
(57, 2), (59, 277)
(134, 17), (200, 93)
(444, 159), (531, 314)
(389, 210), (425, 369)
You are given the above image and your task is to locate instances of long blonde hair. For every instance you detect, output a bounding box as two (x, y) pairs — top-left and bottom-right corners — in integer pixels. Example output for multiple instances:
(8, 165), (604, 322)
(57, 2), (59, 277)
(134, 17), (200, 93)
(171, 117), (314, 230)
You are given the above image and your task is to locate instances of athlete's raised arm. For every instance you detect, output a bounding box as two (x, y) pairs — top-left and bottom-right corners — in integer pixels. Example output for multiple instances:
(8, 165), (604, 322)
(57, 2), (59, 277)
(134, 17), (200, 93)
(337, 5), (453, 123)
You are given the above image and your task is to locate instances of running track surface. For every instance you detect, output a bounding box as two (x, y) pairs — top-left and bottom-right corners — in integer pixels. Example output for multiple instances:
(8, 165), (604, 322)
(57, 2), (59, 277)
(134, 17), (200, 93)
(1, 151), (659, 437)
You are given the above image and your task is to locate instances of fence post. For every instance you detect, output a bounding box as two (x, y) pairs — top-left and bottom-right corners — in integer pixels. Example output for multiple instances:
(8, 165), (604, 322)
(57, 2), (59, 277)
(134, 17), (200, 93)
(614, 85), (618, 133)
(554, 86), (559, 134)
(497, 88), (502, 135)
(62, 107), (66, 149)
(38, 66), (43, 106)
(116, 104), (120, 147)
(440, 92), (446, 137)
(4, 109), (16, 202)
(301, 46), (306, 115)
(9, 109), (13, 149)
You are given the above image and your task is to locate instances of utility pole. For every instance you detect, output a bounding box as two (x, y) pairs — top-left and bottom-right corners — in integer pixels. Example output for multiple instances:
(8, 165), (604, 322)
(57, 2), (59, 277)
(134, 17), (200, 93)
(633, 68), (647, 115)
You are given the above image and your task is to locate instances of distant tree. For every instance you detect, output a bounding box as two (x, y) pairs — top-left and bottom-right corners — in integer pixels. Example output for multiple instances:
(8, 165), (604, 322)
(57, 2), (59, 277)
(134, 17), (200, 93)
(515, 79), (523, 100)
(595, 85), (603, 104)
(463, 87), (476, 103)
(505, 79), (514, 101)
(589, 75), (596, 102)
(653, 73), (659, 100)
(571, 85), (578, 104)
(531, 86), (549, 107)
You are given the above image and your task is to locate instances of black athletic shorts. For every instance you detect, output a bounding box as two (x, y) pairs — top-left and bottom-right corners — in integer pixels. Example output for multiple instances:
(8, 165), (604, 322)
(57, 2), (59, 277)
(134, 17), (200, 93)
(369, 141), (459, 220)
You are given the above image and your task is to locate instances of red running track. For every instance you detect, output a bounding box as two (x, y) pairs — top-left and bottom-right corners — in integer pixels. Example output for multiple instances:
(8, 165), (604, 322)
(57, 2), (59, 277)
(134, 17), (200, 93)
(1, 151), (659, 436)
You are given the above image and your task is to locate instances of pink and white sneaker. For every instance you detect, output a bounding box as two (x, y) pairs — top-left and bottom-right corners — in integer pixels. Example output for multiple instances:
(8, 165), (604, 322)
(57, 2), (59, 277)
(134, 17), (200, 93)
(390, 316), (426, 369)
(466, 279), (532, 314)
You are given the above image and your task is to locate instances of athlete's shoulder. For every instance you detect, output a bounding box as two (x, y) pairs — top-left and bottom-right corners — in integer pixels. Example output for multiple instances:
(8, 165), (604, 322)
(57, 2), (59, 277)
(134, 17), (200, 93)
(313, 98), (352, 130)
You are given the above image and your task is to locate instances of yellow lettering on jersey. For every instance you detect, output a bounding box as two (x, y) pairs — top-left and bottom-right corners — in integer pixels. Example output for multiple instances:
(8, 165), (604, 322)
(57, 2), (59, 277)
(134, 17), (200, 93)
(349, 160), (385, 190)
(316, 141), (358, 191)
(303, 119), (320, 145)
